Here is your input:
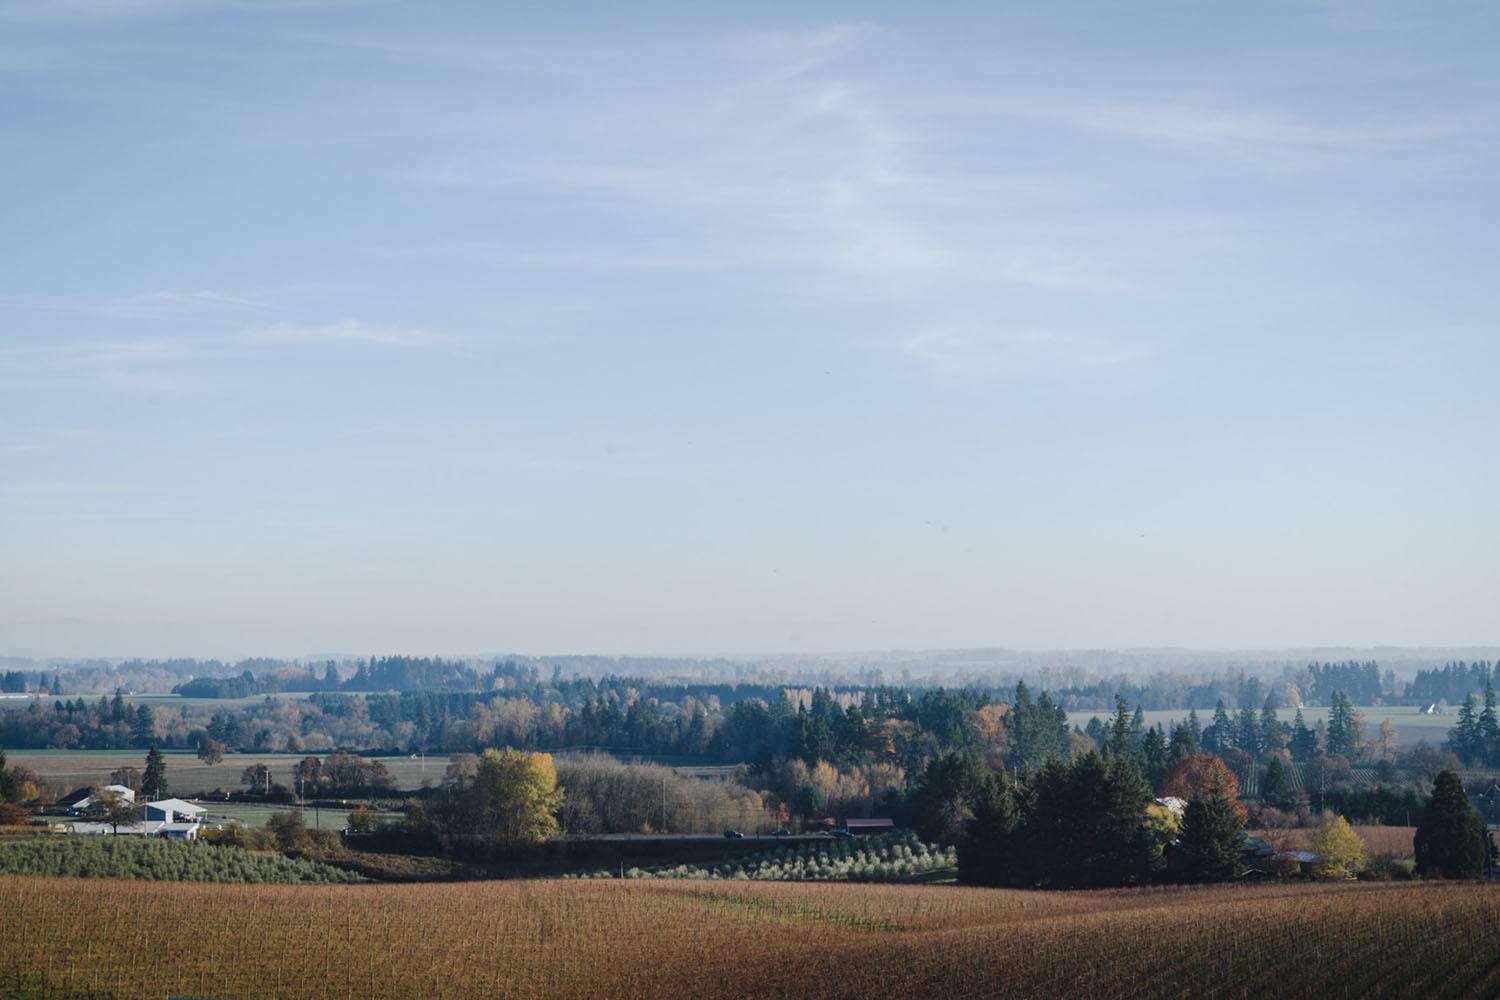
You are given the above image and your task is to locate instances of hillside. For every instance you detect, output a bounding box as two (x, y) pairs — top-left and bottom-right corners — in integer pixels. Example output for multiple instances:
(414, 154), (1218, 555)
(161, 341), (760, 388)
(2, 878), (1497, 998)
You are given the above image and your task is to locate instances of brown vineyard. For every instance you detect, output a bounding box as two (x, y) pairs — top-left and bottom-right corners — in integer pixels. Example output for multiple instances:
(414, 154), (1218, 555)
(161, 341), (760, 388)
(4, 876), (1500, 999)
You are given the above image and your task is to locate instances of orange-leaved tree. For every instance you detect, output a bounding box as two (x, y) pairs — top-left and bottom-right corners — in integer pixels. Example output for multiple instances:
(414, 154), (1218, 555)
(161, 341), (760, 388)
(1160, 753), (1239, 802)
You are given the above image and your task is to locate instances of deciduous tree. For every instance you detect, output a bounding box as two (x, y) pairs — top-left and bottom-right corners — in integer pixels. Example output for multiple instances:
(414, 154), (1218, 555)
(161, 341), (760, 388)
(1310, 814), (1364, 880)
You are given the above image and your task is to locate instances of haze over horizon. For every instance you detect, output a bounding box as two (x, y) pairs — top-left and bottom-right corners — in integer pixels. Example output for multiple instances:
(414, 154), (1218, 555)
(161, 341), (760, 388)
(3, 3), (1498, 657)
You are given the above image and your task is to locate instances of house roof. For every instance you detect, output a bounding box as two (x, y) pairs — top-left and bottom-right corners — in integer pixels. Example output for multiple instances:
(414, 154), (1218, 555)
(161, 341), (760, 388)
(70, 785), (137, 810)
(143, 798), (204, 814)
(68, 820), (200, 836)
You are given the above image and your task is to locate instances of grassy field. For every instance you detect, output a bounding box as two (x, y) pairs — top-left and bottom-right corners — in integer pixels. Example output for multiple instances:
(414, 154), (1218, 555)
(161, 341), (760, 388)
(1066, 705), (1454, 748)
(5, 749), (451, 795)
(2, 878), (1499, 998)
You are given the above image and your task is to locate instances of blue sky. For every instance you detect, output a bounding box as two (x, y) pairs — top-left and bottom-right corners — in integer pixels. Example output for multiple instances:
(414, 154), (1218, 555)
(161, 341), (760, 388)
(1, 1), (1497, 658)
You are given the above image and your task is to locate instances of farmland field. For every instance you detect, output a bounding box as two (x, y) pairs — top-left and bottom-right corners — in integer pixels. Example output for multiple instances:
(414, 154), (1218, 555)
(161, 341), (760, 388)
(1066, 705), (1454, 748)
(3, 878), (1500, 998)
(4, 749), (451, 795)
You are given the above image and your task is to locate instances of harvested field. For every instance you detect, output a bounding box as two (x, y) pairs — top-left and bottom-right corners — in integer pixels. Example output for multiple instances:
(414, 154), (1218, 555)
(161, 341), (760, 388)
(4, 877), (1500, 998)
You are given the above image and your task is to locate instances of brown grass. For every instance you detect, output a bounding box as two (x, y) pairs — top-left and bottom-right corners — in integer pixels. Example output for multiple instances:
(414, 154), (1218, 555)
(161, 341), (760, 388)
(5, 876), (1500, 998)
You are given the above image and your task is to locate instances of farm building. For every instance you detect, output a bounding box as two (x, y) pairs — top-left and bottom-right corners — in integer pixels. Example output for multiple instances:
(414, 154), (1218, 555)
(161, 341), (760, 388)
(67, 820), (202, 840)
(844, 818), (895, 835)
(65, 796), (207, 840)
(60, 785), (135, 814)
(141, 799), (206, 824)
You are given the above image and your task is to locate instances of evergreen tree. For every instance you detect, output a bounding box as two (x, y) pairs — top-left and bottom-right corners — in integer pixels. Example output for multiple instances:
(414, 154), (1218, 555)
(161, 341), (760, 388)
(141, 745), (168, 800)
(1236, 707), (1261, 757)
(958, 771), (1019, 887)
(1168, 720), (1199, 762)
(1326, 692), (1361, 758)
(1451, 694), (1482, 765)
(1106, 695), (1132, 757)
(1203, 700), (1234, 755)
(1290, 708), (1318, 763)
(1259, 697), (1286, 753)
(1481, 682), (1500, 766)
(1186, 708), (1203, 750)
(1142, 725), (1169, 788)
(131, 704), (155, 748)
(1129, 706), (1146, 752)
(1173, 766), (1244, 882)
(1094, 751), (1156, 886)
(1414, 770), (1487, 879)
(1260, 755), (1295, 809)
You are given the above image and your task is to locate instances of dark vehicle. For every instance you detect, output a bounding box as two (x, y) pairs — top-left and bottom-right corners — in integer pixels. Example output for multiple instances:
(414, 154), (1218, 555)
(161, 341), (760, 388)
(723, 829), (744, 839)
(831, 828), (854, 839)
(771, 828), (791, 837)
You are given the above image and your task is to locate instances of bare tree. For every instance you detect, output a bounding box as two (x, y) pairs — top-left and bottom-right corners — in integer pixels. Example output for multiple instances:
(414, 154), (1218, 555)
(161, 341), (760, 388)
(92, 786), (139, 837)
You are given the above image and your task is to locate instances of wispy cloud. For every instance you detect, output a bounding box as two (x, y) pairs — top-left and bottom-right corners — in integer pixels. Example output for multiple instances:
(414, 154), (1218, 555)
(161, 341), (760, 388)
(103, 289), (266, 318)
(246, 318), (451, 348)
(900, 328), (1140, 381)
(0, 317), (454, 384)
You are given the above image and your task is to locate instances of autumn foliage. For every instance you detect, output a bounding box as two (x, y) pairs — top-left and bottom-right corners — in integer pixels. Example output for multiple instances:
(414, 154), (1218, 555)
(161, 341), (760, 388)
(1160, 753), (1239, 802)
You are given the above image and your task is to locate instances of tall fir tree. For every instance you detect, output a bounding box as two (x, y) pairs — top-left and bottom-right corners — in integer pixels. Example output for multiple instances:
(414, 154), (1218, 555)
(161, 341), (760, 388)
(141, 744), (168, 800)
(1107, 695), (1133, 758)
(1480, 682), (1500, 766)
(1259, 697), (1286, 753)
(1414, 770), (1487, 879)
(1142, 725), (1169, 788)
(1260, 755), (1295, 809)
(959, 771), (1019, 887)
(1326, 692), (1360, 758)
(1451, 693), (1482, 765)
(1168, 719), (1199, 762)
(1290, 708), (1318, 763)
(1173, 766), (1245, 882)
(1203, 700), (1234, 755)
(1236, 707), (1261, 757)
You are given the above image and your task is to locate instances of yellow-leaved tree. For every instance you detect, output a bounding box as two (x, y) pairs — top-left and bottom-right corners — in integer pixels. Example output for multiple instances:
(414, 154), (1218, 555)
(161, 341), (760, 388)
(471, 748), (564, 847)
(1311, 814), (1365, 880)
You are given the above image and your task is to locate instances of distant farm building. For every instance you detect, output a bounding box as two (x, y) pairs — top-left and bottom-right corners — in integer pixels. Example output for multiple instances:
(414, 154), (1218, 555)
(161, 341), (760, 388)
(60, 785), (135, 814)
(66, 796), (206, 840)
(844, 818), (895, 835)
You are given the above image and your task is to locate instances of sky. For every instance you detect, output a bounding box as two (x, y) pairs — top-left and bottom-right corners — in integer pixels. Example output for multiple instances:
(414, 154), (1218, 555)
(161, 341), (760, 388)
(1, 1), (1498, 659)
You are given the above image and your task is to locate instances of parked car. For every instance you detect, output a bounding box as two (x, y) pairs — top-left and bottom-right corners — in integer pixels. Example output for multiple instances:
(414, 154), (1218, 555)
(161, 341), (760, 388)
(723, 829), (744, 839)
(831, 828), (854, 839)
